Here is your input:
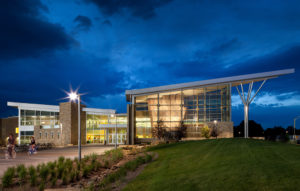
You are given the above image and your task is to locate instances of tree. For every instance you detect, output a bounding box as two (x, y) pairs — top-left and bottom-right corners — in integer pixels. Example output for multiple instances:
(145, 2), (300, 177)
(234, 120), (264, 137)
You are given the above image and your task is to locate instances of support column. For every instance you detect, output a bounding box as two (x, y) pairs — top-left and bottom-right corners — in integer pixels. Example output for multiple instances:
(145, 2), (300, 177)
(236, 80), (266, 138)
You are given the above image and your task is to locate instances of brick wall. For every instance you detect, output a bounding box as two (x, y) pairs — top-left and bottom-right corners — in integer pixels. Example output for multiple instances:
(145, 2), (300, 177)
(34, 126), (62, 145)
(0, 117), (18, 145)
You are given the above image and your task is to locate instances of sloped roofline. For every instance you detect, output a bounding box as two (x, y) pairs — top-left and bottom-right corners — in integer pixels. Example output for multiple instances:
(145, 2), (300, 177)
(125, 68), (295, 101)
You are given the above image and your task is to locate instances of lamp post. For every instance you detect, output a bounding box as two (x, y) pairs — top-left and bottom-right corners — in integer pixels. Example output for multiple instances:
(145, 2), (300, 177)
(294, 116), (300, 140)
(213, 120), (218, 139)
(68, 92), (81, 161)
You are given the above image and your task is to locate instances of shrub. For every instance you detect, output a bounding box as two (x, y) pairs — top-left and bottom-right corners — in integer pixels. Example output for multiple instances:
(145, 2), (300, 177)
(76, 162), (81, 171)
(65, 158), (73, 172)
(17, 164), (27, 184)
(145, 154), (153, 163)
(58, 156), (65, 164)
(51, 177), (57, 187)
(201, 125), (210, 138)
(104, 160), (110, 168)
(57, 165), (65, 179)
(2, 167), (15, 187)
(62, 172), (69, 185)
(39, 164), (49, 182)
(75, 170), (80, 181)
(70, 171), (76, 182)
(28, 166), (37, 186)
(39, 182), (45, 191)
(82, 166), (92, 178)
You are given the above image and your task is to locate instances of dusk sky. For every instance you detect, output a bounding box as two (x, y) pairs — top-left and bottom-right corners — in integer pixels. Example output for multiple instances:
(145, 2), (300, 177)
(0, 0), (299, 129)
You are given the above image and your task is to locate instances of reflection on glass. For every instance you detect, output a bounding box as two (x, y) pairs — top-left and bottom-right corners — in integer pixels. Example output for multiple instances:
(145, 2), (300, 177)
(134, 85), (230, 138)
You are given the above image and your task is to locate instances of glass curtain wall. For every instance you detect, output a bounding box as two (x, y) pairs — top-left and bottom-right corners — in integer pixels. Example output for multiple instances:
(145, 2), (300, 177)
(134, 85), (230, 138)
(20, 110), (59, 128)
(20, 109), (59, 144)
(86, 114), (127, 144)
(86, 114), (108, 143)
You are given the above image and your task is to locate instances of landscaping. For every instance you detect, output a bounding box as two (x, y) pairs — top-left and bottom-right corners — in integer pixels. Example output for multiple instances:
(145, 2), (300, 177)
(0, 146), (154, 191)
(124, 139), (300, 191)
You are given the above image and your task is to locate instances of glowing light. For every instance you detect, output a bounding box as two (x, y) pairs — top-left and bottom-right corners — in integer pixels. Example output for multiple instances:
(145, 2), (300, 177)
(68, 92), (78, 101)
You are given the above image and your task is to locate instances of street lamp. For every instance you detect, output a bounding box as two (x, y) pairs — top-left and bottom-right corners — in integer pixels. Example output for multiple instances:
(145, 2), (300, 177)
(294, 116), (300, 140)
(213, 120), (218, 139)
(111, 114), (117, 149)
(68, 91), (81, 161)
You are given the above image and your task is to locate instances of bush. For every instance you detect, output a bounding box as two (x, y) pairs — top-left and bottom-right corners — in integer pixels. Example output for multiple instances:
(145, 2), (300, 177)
(17, 164), (27, 184)
(28, 166), (37, 186)
(39, 181), (45, 191)
(104, 160), (110, 168)
(201, 125), (210, 138)
(57, 165), (65, 179)
(82, 166), (92, 178)
(58, 156), (65, 164)
(39, 164), (49, 182)
(2, 167), (15, 187)
(75, 170), (80, 181)
(62, 172), (69, 185)
(70, 171), (76, 182)
(51, 177), (57, 187)
(145, 154), (152, 163)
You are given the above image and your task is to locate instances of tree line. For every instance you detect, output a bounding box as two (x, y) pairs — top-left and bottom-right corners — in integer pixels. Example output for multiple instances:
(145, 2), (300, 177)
(234, 120), (299, 141)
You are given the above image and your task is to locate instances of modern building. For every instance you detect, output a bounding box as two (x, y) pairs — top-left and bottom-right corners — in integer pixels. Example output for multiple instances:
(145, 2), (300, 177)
(126, 69), (295, 144)
(3, 68), (294, 146)
(6, 102), (127, 146)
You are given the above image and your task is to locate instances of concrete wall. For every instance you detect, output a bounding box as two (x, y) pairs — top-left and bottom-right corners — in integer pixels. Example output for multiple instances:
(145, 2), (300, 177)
(0, 117), (18, 145)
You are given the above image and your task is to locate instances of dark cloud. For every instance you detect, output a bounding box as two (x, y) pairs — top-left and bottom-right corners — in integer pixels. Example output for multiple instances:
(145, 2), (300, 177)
(85, 0), (173, 19)
(0, 0), (75, 60)
(74, 15), (92, 31)
(102, 19), (112, 26)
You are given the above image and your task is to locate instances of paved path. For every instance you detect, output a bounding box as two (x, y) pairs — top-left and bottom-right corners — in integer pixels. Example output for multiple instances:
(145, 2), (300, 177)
(0, 145), (113, 176)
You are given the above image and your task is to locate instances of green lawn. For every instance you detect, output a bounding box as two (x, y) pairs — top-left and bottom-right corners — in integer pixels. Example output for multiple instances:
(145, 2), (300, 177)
(123, 139), (300, 191)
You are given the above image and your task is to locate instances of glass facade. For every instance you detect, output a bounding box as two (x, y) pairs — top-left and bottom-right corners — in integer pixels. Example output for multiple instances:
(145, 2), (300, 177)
(20, 110), (59, 128)
(86, 114), (127, 144)
(134, 85), (231, 138)
(20, 109), (59, 144)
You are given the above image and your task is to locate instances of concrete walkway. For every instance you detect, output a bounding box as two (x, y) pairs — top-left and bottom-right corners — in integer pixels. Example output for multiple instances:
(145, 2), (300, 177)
(0, 145), (114, 177)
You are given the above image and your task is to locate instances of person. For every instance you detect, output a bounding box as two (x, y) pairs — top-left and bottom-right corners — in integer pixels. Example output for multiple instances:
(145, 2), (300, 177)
(29, 136), (37, 155)
(7, 134), (16, 159)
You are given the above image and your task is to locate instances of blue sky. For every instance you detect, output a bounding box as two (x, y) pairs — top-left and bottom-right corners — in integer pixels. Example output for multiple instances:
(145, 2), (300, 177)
(0, 0), (299, 129)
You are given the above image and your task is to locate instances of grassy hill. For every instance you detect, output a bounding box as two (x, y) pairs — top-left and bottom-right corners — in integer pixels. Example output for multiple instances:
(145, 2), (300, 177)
(123, 139), (300, 191)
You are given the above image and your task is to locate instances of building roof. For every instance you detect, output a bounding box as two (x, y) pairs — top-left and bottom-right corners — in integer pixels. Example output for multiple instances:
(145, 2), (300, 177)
(125, 68), (295, 101)
(7, 102), (116, 114)
(7, 102), (59, 112)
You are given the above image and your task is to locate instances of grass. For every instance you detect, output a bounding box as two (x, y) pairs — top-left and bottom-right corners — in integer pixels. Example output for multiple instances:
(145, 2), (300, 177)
(124, 139), (300, 191)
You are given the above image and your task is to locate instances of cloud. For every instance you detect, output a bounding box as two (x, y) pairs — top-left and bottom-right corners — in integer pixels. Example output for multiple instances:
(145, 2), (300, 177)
(85, 0), (173, 19)
(74, 15), (92, 31)
(232, 92), (300, 108)
(0, 0), (75, 60)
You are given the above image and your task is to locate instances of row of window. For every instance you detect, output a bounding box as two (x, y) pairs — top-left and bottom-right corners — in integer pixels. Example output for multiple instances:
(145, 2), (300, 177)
(38, 132), (60, 139)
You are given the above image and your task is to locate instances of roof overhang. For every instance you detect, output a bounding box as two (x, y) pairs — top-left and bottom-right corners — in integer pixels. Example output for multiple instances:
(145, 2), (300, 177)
(125, 68), (295, 101)
(82, 108), (115, 115)
(7, 102), (59, 112)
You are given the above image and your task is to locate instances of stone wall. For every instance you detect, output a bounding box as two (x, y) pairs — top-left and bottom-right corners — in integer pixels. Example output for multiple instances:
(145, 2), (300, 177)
(206, 121), (233, 138)
(0, 117), (18, 145)
(34, 126), (62, 145)
(59, 102), (86, 146)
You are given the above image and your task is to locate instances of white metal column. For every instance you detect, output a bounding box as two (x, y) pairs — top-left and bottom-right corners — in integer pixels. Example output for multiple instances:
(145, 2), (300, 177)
(236, 80), (266, 138)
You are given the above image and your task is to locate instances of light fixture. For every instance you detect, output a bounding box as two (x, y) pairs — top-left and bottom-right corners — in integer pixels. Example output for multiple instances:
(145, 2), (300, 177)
(68, 92), (78, 101)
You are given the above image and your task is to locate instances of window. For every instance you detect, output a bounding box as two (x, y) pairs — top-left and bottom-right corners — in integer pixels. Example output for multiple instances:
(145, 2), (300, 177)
(39, 132), (42, 139)
(45, 132), (48, 139)
(51, 132), (54, 139)
(58, 132), (60, 139)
